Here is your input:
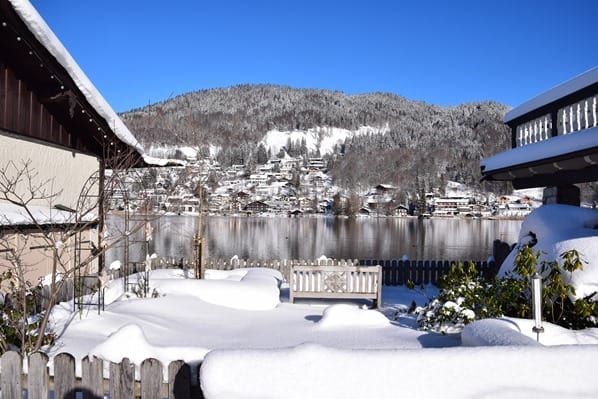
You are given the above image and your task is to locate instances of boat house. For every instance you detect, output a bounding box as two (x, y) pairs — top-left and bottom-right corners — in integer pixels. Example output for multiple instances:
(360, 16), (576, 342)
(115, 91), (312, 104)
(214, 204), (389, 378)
(480, 67), (598, 205)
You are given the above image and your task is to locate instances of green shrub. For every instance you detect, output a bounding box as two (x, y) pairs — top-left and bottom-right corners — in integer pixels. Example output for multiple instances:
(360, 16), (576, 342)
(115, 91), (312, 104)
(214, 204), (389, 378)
(415, 241), (598, 333)
(0, 271), (54, 354)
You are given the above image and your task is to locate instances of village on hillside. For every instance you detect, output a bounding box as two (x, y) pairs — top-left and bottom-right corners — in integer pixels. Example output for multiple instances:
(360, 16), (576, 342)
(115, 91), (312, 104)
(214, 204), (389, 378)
(114, 148), (542, 219)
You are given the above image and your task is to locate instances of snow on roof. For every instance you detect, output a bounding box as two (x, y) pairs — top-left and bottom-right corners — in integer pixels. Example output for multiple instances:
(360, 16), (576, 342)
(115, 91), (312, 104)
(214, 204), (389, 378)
(8, 0), (174, 167)
(0, 202), (95, 226)
(481, 126), (598, 173)
(504, 67), (598, 123)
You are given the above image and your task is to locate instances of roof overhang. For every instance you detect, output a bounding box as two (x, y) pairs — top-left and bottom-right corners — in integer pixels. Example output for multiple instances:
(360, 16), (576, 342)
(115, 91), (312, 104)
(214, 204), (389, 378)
(481, 127), (598, 189)
(0, 0), (182, 169)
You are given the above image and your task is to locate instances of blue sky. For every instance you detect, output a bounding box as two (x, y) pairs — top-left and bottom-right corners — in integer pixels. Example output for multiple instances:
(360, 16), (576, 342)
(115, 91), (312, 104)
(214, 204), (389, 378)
(31, 0), (597, 113)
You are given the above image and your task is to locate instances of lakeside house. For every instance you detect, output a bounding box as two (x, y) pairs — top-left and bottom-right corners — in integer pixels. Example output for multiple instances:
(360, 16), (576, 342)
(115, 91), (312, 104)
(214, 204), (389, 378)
(481, 67), (598, 205)
(0, 0), (166, 284)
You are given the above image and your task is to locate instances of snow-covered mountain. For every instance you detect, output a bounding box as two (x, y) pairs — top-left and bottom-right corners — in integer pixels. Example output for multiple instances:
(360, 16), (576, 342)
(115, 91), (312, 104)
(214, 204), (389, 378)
(120, 84), (511, 194)
(260, 124), (390, 157)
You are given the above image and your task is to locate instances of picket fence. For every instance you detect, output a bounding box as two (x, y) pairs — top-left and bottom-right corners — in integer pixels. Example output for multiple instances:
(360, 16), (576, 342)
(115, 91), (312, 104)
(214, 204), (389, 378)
(0, 352), (202, 399)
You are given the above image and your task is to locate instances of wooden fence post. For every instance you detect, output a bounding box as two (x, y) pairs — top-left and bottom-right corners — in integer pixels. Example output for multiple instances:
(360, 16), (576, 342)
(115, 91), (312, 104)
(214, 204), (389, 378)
(168, 360), (191, 399)
(28, 352), (49, 399)
(110, 358), (135, 399)
(1, 351), (22, 399)
(54, 353), (76, 399)
(140, 358), (163, 399)
(82, 356), (104, 399)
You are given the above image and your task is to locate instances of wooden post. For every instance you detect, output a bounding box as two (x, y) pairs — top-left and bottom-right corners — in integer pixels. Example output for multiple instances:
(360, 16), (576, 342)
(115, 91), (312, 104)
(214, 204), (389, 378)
(54, 353), (76, 399)
(140, 358), (163, 399)
(109, 358), (135, 399)
(28, 353), (49, 399)
(82, 356), (104, 399)
(168, 360), (191, 399)
(1, 352), (22, 399)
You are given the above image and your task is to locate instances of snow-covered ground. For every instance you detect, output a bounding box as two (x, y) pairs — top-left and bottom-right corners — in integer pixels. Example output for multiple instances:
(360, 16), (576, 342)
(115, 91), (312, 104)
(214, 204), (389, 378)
(42, 204), (598, 398)
(46, 255), (598, 398)
(47, 269), (460, 370)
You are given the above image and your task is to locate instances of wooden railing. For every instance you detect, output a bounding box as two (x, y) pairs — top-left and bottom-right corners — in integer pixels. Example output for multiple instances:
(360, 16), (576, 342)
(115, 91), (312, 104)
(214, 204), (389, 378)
(0, 352), (202, 399)
(512, 93), (597, 148)
(557, 95), (598, 135)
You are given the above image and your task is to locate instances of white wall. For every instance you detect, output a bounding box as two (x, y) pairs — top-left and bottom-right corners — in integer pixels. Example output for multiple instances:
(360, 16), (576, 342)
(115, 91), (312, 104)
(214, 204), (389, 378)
(0, 131), (99, 209)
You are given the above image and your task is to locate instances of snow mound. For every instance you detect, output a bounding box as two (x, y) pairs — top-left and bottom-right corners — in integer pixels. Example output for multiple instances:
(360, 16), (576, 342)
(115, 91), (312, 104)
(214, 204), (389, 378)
(499, 204), (598, 300)
(154, 268), (282, 310)
(109, 260), (121, 270)
(200, 343), (598, 399)
(89, 323), (208, 367)
(316, 304), (389, 329)
(462, 318), (540, 347)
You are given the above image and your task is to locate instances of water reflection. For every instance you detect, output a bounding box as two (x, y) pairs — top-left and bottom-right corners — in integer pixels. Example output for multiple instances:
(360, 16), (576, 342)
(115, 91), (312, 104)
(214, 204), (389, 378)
(106, 215), (522, 263)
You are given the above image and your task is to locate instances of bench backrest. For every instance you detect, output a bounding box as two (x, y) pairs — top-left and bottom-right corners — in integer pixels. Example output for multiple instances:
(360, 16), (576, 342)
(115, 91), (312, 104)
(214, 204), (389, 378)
(291, 265), (381, 294)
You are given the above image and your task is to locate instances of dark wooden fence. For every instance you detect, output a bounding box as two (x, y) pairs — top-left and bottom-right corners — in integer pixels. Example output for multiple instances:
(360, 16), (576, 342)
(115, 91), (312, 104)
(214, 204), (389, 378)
(36, 257), (495, 310)
(0, 352), (202, 399)
(203, 258), (358, 285)
(358, 259), (495, 286)
(204, 257), (494, 286)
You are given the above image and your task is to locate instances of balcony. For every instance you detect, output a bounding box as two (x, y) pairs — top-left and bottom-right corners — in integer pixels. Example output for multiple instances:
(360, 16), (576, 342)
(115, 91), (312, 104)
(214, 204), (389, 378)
(481, 68), (598, 189)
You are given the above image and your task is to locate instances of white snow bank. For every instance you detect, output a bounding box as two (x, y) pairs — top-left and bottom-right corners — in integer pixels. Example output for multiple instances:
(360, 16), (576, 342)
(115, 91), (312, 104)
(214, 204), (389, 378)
(98, 268), (282, 310)
(89, 324), (208, 367)
(153, 268), (282, 310)
(499, 205), (598, 299)
(316, 304), (389, 329)
(200, 343), (598, 399)
(462, 318), (540, 347)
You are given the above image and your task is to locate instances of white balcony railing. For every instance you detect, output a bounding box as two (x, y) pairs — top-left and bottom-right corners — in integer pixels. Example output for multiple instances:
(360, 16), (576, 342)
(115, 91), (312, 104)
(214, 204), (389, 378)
(557, 94), (598, 135)
(515, 113), (552, 146)
(515, 94), (597, 147)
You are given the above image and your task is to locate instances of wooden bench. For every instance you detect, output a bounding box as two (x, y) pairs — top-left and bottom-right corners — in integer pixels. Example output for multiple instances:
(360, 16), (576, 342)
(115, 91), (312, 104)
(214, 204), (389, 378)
(289, 265), (382, 308)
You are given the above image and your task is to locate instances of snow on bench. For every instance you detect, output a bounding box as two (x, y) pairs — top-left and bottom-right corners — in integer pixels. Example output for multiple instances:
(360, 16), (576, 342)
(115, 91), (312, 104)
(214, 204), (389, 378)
(289, 265), (382, 308)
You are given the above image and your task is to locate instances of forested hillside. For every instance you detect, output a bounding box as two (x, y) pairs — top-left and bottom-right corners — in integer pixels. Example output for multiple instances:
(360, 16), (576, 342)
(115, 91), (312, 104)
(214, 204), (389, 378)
(120, 85), (512, 194)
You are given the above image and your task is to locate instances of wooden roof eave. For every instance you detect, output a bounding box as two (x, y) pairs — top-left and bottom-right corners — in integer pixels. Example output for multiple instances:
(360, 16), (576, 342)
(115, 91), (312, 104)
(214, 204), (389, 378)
(0, 0), (141, 164)
(481, 145), (598, 189)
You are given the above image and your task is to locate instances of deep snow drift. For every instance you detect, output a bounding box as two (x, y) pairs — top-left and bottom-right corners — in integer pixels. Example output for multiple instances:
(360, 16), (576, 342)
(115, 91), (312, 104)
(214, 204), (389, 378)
(499, 204), (598, 299)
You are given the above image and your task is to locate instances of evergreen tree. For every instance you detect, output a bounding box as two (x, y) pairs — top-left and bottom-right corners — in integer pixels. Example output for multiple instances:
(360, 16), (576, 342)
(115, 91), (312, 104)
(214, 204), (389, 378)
(256, 143), (268, 165)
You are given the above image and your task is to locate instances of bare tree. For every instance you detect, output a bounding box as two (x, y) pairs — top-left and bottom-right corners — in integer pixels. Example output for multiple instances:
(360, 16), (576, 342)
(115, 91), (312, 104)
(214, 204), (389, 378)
(0, 147), (148, 354)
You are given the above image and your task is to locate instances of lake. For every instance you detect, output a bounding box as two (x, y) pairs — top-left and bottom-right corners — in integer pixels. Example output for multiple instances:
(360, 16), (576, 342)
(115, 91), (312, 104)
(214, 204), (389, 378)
(106, 215), (522, 263)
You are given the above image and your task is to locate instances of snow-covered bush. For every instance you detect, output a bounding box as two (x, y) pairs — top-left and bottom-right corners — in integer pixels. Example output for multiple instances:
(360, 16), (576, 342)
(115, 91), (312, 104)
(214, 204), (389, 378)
(416, 261), (500, 334)
(415, 244), (598, 333)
